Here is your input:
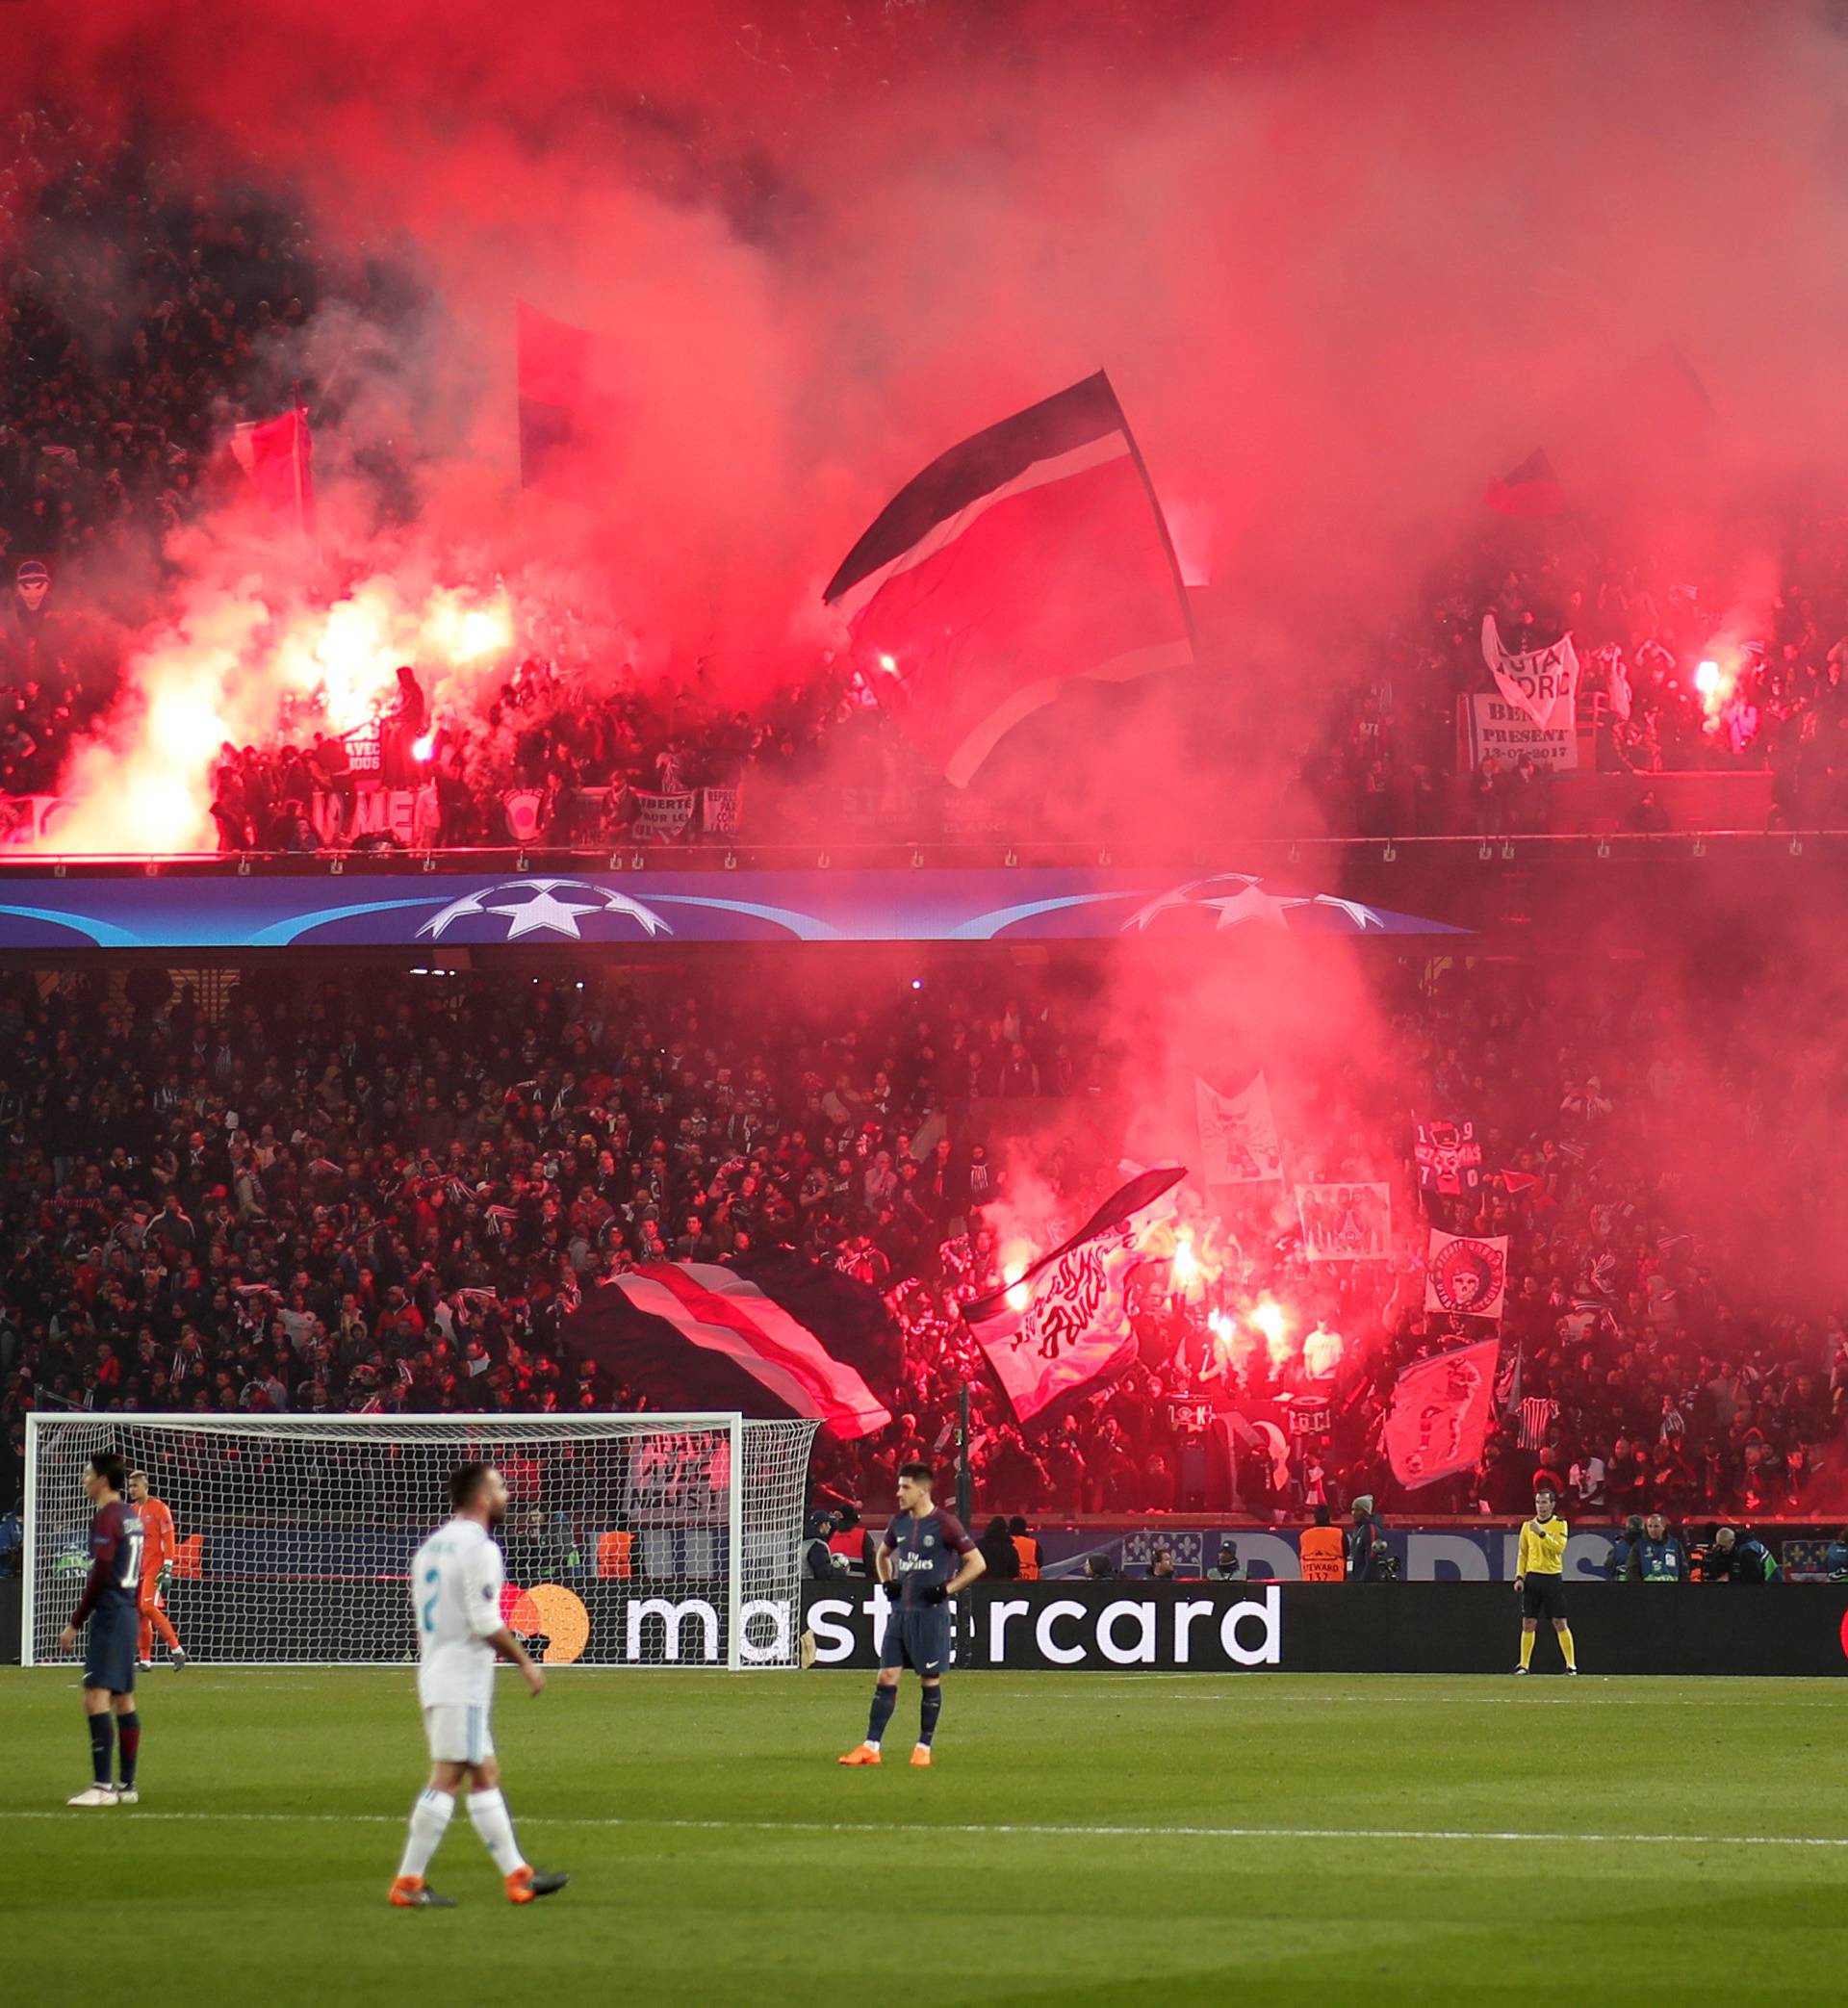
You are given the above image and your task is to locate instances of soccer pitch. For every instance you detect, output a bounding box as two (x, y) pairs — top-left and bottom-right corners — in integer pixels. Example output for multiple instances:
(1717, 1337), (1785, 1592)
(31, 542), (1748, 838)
(3, 1668), (1841, 2004)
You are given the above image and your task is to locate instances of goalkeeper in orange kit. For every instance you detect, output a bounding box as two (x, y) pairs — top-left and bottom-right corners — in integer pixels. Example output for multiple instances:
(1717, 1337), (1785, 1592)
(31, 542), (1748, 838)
(127, 1470), (188, 1671)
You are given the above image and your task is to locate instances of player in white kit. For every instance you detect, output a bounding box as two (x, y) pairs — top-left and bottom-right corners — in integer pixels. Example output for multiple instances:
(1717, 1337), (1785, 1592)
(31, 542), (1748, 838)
(389, 1461), (570, 1908)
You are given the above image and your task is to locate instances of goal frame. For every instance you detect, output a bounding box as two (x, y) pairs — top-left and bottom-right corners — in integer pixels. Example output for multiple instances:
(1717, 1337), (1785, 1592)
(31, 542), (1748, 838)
(23, 1409), (808, 1671)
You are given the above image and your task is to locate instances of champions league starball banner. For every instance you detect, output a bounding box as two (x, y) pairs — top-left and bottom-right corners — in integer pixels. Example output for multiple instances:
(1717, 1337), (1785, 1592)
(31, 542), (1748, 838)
(0, 866), (1468, 951)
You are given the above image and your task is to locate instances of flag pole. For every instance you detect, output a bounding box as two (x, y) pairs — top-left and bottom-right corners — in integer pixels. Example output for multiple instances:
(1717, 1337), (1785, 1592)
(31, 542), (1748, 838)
(1100, 368), (1202, 663)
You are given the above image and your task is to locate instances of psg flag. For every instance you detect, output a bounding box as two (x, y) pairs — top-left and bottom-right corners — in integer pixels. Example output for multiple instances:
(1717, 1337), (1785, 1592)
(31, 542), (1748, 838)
(823, 372), (1195, 786)
(962, 1166), (1184, 1421)
(559, 1256), (898, 1439)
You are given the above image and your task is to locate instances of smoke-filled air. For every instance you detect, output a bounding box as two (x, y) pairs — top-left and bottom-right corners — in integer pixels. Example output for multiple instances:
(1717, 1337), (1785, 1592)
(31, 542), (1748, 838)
(7, 1), (1848, 845)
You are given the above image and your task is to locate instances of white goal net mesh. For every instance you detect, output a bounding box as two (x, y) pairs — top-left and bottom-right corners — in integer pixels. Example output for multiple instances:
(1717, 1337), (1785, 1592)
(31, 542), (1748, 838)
(25, 1412), (818, 1668)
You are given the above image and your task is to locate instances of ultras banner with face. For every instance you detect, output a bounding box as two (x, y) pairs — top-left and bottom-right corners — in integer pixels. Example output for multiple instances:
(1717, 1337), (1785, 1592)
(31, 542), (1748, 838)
(801, 1582), (1848, 1677)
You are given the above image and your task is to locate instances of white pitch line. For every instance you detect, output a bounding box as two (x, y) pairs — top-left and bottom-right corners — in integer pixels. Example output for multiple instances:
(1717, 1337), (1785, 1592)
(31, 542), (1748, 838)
(2, 1809), (1845, 1851)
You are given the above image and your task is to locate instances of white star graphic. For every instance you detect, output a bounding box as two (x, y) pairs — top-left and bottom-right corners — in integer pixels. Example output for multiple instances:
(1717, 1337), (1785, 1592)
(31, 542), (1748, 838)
(1124, 876), (1382, 936)
(484, 882), (610, 940)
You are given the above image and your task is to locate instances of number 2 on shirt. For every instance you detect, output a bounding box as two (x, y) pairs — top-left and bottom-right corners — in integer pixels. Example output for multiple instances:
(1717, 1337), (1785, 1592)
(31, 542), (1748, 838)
(421, 1567), (440, 1635)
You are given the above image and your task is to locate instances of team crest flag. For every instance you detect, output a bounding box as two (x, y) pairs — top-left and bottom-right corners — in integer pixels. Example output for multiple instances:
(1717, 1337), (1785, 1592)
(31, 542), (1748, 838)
(1424, 1228), (1510, 1319)
(962, 1166), (1184, 1420)
(823, 372), (1194, 786)
(1414, 1114), (1483, 1196)
(1383, 1337), (1502, 1488)
(1195, 1073), (1282, 1185)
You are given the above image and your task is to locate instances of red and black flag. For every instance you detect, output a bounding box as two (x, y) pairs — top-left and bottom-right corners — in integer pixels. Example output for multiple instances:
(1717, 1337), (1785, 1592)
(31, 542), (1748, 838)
(229, 406), (315, 539)
(559, 1257), (897, 1439)
(823, 372), (1195, 787)
(1484, 448), (1564, 518)
(517, 300), (626, 507)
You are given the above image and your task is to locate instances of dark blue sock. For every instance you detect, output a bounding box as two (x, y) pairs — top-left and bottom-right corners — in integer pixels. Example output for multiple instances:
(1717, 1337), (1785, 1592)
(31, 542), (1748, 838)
(919, 1684), (943, 1747)
(117, 1712), (141, 1789)
(89, 1712), (114, 1787)
(866, 1684), (897, 1747)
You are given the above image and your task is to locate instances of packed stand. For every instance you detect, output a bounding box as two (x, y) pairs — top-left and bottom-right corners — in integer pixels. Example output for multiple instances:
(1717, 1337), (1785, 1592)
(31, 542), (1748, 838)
(2, 954), (1845, 1537)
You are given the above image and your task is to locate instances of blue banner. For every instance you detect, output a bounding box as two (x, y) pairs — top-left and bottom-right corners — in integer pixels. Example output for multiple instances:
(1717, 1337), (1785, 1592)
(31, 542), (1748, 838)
(0, 867), (1466, 951)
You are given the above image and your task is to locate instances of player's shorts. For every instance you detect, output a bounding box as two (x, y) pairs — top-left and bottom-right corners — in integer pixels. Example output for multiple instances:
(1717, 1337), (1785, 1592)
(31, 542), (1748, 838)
(879, 1603), (951, 1677)
(137, 1582), (166, 1614)
(83, 1605), (138, 1693)
(1521, 1575), (1568, 1621)
(424, 1701), (496, 1764)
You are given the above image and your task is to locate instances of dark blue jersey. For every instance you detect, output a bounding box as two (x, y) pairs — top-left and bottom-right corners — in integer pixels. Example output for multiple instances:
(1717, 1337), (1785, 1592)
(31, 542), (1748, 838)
(69, 1499), (144, 1630)
(883, 1507), (974, 1607)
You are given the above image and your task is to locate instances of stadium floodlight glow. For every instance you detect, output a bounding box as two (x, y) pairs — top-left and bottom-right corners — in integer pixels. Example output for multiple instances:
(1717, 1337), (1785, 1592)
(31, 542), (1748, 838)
(24, 1411), (817, 1670)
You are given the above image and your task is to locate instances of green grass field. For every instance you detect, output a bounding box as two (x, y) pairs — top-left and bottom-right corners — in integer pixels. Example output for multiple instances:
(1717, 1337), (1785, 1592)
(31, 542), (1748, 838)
(3, 1666), (1843, 2003)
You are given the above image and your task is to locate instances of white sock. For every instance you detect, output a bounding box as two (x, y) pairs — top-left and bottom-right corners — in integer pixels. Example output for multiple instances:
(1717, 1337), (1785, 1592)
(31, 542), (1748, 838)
(467, 1788), (527, 1875)
(397, 1789), (454, 1879)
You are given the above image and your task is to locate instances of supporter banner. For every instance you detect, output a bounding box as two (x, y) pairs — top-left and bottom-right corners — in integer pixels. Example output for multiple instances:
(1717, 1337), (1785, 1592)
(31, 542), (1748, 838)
(560, 1259), (895, 1439)
(1195, 1072), (1281, 1185)
(0, 794), (74, 846)
(1296, 1182), (1392, 1261)
(308, 787), (425, 850)
(0, 868), (1467, 950)
(630, 789), (696, 839)
(962, 1167), (1184, 1421)
(1480, 613), (1578, 730)
(800, 1582), (1848, 1676)
(1383, 1337), (1500, 1489)
(1414, 1114), (1481, 1196)
(823, 371), (1194, 786)
(700, 785), (740, 836)
(1459, 693), (1578, 773)
(1424, 1229), (1509, 1319)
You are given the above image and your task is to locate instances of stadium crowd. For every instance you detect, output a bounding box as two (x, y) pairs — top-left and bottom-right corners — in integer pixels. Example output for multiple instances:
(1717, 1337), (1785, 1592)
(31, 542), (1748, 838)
(0, 954), (1843, 1536)
(6, 104), (1848, 848)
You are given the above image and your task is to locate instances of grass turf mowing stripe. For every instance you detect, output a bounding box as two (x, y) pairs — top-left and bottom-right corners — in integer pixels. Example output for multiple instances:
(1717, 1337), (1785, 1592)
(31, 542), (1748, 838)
(5, 1809), (1847, 1849)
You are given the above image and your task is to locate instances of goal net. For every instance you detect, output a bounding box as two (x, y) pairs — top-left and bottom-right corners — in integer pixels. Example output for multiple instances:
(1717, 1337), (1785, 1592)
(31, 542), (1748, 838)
(24, 1411), (818, 1669)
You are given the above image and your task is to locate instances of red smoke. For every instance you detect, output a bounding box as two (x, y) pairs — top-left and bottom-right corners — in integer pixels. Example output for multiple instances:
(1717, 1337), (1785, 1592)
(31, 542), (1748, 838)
(16, 3), (1848, 799)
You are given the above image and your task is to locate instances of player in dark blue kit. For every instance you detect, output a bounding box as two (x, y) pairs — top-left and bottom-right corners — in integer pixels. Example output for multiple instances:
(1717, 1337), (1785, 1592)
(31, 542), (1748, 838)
(839, 1462), (986, 1768)
(57, 1450), (146, 1807)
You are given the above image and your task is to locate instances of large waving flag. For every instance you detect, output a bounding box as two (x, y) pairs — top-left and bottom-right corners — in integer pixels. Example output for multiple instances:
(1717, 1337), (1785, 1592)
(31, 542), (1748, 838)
(823, 372), (1194, 786)
(229, 407), (314, 539)
(518, 300), (626, 507)
(1383, 1338), (1501, 1489)
(1483, 447), (1563, 518)
(962, 1166), (1184, 1421)
(559, 1258), (896, 1439)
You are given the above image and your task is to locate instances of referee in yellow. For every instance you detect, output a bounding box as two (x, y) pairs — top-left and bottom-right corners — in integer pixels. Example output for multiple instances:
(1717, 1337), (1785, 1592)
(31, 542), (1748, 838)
(1513, 1481), (1578, 1675)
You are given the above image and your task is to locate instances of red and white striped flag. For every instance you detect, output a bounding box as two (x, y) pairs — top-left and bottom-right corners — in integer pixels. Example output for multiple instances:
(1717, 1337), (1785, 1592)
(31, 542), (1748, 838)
(560, 1254), (899, 1440)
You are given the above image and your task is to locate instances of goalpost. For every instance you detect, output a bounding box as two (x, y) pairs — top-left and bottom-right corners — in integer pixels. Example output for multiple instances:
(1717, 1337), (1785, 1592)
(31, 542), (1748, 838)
(24, 1411), (819, 1670)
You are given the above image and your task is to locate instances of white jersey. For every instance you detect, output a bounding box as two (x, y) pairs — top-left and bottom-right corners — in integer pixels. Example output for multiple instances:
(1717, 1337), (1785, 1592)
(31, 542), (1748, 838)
(411, 1516), (506, 1709)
